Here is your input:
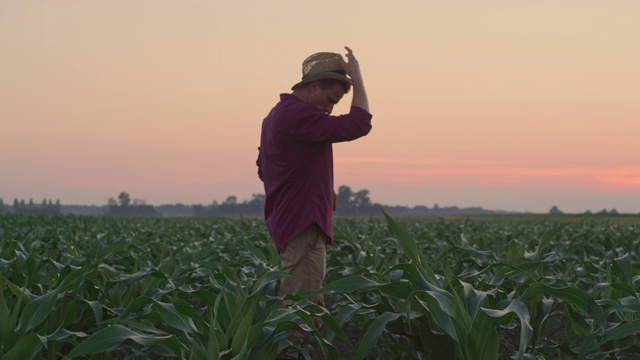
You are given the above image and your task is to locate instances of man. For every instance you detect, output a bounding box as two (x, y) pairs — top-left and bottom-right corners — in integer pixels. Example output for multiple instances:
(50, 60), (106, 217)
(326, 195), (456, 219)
(256, 47), (371, 356)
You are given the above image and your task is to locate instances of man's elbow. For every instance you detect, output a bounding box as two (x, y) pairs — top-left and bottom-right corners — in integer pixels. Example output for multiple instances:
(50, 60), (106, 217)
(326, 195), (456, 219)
(359, 122), (372, 137)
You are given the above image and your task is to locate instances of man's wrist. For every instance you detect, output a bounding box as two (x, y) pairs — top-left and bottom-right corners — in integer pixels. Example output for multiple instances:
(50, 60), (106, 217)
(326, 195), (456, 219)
(350, 73), (363, 83)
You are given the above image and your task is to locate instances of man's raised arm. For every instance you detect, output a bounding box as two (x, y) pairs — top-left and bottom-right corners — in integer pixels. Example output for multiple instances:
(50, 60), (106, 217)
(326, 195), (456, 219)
(340, 46), (370, 113)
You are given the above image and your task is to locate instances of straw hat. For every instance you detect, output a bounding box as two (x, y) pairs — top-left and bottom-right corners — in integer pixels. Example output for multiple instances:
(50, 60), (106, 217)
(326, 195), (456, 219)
(291, 52), (352, 90)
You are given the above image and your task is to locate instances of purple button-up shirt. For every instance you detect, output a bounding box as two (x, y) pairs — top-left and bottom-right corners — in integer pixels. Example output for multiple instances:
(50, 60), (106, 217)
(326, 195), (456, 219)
(257, 93), (372, 248)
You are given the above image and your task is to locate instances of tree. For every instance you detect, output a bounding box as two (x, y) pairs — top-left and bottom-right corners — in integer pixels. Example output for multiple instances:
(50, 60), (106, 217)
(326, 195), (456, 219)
(133, 199), (146, 206)
(224, 196), (237, 206)
(353, 189), (371, 208)
(245, 193), (265, 215)
(335, 186), (376, 216)
(549, 206), (563, 215)
(108, 192), (155, 216)
(336, 186), (353, 209)
(218, 195), (238, 215)
(118, 192), (131, 207)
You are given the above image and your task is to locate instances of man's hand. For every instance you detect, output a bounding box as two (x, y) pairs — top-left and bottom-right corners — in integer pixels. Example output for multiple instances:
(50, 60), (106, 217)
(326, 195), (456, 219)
(340, 46), (362, 81)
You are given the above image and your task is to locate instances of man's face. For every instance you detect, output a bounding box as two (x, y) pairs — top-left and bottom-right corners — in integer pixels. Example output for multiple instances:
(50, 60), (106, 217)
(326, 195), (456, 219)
(307, 82), (345, 114)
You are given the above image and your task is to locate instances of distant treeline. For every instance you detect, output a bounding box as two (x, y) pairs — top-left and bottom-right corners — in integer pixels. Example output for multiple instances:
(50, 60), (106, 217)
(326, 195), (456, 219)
(106, 192), (156, 216)
(0, 198), (61, 215)
(0, 186), (627, 217)
(183, 186), (511, 217)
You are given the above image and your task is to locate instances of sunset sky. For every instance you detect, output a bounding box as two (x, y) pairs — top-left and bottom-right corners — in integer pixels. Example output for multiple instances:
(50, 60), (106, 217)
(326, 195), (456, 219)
(2, 1), (639, 213)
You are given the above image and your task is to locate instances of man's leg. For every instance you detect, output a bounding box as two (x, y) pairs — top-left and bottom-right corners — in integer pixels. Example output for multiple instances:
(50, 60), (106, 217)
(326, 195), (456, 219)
(277, 223), (327, 358)
(279, 223), (327, 303)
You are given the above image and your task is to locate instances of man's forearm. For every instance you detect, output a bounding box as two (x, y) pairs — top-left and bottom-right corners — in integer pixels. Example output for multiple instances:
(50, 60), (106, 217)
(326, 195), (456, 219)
(350, 75), (369, 113)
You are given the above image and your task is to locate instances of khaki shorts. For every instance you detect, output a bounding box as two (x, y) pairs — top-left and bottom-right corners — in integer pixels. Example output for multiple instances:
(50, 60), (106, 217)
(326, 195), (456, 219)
(277, 223), (327, 306)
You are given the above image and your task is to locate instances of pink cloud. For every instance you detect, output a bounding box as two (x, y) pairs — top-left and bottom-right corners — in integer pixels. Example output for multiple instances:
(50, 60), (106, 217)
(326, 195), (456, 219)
(334, 158), (640, 193)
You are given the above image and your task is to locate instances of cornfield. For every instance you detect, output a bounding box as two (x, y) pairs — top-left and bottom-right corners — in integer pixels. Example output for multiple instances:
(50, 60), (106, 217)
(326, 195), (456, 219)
(1, 212), (639, 359)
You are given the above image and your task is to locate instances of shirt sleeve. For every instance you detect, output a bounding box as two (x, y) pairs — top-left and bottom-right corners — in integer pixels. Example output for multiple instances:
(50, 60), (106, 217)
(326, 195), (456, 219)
(282, 103), (372, 144)
(256, 147), (263, 181)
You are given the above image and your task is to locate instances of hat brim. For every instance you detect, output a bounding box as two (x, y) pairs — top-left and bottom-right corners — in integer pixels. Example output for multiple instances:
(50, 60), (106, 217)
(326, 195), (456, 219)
(291, 72), (352, 90)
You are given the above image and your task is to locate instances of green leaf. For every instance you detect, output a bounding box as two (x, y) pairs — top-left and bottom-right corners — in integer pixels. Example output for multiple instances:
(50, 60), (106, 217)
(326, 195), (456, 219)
(355, 312), (402, 360)
(598, 319), (640, 344)
(613, 254), (632, 284)
(231, 305), (255, 356)
(458, 280), (494, 321)
(207, 310), (221, 360)
(577, 328), (601, 360)
(482, 299), (533, 359)
(379, 280), (413, 300)
(250, 270), (290, 294)
(390, 263), (432, 290)
(56, 265), (96, 290)
(153, 301), (199, 334)
(15, 289), (59, 337)
(487, 262), (540, 285)
(465, 311), (499, 360)
(425, 290), (458, 318)
(507, 238), (525, 264)
(415, 295), (459, 343)
(383, 210), (421, 265)
(0, 278), (14, 348)
(605, 296), (640, 317)
(41, 328), (88, 342)
(1, 333), (43, 360)
(317, 309), (348, 340)
(63, 325), (177, 359)
(84, 300), (103, 325)
(382, 209), (439, 285)
(332, 303), (363, 326)
(118, 295), (154, 319)
(171, 297), (207, 330)
(310, 275), (381, 295)
(531, 224), (565, 261)
(522, 284), (605, 329)
(225, 295), (255, 345)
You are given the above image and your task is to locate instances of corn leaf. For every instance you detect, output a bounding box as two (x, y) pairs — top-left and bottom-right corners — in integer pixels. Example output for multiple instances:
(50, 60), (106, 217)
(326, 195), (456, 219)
(231, 305), (255, 356)
(63, 325), (178, 359)
(522, 284), (606, 329)
(1, 333), (42, 360)
(598, 319), (640, 344)
(14, 289), (59, 337)
(482, 299), (533, 359)
(382, 209), (439, 285)
(355, 312), (402, 360)
(311, 275), (381, 295)
(153, 301), (199, 334)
